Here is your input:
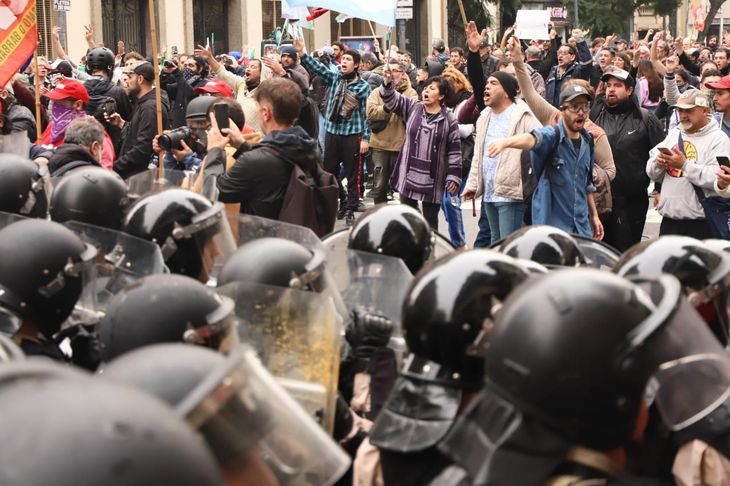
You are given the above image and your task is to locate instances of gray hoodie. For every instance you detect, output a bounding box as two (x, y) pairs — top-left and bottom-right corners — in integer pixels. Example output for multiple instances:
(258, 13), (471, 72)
(647, 119), (730, 219)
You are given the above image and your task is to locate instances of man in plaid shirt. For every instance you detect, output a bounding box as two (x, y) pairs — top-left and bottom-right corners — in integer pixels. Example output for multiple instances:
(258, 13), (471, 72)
(295, 37), (371, 226)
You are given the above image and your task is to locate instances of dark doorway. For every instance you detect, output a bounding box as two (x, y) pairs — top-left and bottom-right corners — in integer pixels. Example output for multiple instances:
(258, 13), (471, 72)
(102, 0), (146, 54)
(193, 0), (229, 55)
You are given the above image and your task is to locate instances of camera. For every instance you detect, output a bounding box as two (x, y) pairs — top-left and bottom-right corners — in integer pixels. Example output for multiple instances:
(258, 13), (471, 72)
(158, 126), (195, 151)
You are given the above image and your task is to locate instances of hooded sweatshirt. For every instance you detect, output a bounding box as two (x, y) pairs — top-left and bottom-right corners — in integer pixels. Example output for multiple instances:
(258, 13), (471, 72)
(647, 120), (730, 220)
(205, 125), (320, 219)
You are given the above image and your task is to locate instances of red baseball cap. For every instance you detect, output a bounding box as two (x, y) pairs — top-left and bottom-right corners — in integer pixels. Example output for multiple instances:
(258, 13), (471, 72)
(705, 74), (730, 90)
(193, 78), (233, 98)
(43, 79), (90, 104)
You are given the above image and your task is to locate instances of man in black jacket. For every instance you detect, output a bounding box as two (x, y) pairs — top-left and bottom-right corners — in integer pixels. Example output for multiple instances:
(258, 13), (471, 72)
(589, 69), (665, 251)
(204, 77), (321, 219)
(112, 62), (170, 179)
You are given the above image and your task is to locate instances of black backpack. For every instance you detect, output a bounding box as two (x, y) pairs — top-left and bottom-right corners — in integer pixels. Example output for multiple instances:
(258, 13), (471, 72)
(260, 146), (339, 237)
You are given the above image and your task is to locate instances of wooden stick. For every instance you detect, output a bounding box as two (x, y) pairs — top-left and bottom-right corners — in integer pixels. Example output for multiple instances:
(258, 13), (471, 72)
(148, 0), (164, 180)
(455, 0), (468, 29)
(368, 21), (381, 54)
(33, 53), (42, 143)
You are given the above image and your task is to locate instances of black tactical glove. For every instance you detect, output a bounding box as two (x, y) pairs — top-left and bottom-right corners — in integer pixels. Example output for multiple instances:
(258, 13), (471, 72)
(346, 308), (394, 360)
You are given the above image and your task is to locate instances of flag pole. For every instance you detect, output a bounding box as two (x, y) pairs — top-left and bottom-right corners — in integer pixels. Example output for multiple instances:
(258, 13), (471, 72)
(33, 53), (42, 142)
(367, 20), (381, 55)
(147, 0), (164, 180)
(456, 0), (468, 29)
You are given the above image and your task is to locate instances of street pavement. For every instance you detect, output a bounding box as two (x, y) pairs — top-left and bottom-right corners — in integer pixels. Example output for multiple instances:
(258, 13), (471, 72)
(337, 193), (662, 248)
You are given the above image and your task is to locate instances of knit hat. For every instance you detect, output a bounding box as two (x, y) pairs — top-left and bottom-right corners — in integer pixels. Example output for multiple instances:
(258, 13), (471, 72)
(490, 71), (518, 101)
(279, 45), (298, 62)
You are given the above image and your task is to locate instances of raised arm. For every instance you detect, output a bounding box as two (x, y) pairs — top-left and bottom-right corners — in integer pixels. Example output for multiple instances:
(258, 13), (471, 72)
(510, 36), (559, 126)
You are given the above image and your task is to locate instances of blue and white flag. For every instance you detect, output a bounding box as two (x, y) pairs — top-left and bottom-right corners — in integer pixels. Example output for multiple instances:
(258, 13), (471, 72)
(286, 0), (396, 26)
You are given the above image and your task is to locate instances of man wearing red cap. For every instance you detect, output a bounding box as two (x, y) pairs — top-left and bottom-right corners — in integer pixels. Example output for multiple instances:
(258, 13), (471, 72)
(40, 79), (90, 147)
(706, 74), (730, 138)
(193, 79), (234, 98)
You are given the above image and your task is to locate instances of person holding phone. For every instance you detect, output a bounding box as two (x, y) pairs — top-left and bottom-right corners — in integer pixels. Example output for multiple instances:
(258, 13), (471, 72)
(646, 89), (730, 237)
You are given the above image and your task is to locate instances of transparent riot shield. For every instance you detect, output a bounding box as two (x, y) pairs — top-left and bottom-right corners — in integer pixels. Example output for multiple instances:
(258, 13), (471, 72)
(0, 132), (31, 157)
(572, 235), (621, 270)
(126, 168), (218, 202)
(177, 345), (350, 485)
(329, 250), (413, 353)
(217, 281), (343, 435)
(322, 228), (455, 268)
(64, 221), (167, 310)
(225, 213), (349, 322)
(227, 213), (327, 254)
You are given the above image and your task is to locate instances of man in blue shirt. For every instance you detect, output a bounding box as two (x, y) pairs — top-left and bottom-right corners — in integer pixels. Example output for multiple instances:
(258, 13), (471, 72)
(487, 84), (604, 239)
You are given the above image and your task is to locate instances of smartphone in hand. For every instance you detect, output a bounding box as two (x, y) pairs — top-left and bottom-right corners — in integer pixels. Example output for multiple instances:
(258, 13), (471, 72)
(214, 103), (229, 131)
(718, 156), (730, 168)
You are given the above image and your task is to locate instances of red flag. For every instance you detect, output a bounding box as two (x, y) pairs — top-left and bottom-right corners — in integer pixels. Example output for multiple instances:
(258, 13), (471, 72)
(0, 0), (37, 89)
(306, 7), (329, 21)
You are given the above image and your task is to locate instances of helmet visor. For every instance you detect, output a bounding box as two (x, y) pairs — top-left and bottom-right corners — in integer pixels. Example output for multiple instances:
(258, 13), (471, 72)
(181, 294), (241, 354)
(654, 353), (730, 431)
(64, 221), (166, 310)
(177, 346), (350, 485)
(0, 132), (31, 158)
(126, 168), (211, 200)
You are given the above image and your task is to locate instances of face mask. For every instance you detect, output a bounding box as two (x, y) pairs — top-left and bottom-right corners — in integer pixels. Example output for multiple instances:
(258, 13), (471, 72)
(50, 103), (85, 144)
(182, 68), (194, 80)
(192, 128), (208, 155)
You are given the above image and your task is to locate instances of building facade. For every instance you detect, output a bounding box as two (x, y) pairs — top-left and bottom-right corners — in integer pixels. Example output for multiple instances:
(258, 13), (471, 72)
(44, 0), (450, 65)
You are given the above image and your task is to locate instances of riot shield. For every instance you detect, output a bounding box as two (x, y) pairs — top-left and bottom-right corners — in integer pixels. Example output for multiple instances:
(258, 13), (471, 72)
(227, 213), (327, 254)
(225, 213), (349, 322)
(0, 132), (31, 157)
(329, 249), (412, 351)
(322, 228), (455, 267)
(126, 168), (218, 202)
(177, 346), (350, 485)
(63, 221), (167, 310)
(217, 281), (343, 435)
(572, 235), (621, 270)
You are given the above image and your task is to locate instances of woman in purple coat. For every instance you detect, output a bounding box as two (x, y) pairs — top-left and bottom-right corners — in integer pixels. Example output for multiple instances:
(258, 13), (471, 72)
(380, 70), (462, 230)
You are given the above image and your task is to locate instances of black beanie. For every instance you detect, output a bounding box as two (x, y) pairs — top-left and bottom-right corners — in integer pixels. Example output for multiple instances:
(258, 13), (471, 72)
(490, 71), (518, 101)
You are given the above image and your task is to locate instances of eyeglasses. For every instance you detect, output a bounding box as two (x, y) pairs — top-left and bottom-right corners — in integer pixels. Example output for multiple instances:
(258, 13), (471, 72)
(557, 50), (573, 56)
(563, 103), (591, 113)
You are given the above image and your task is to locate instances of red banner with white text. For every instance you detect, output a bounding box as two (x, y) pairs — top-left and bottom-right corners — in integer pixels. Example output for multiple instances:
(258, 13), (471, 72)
(0, 0), (37, 89)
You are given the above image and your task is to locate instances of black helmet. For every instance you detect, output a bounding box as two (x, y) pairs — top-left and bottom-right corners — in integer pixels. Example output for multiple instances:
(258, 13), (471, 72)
(497, 225), (587, 268)
(486, 269), (724, 450)
(50, 166), (128, 230)
(123, 189), (234, 279)
(348, 204), (434, 274)
(99, 274), (238, 361)
(186, 95), (217, 121)
(0, 219), (96, 336)
(218, 237), (324, 290)
(85, 47), (115, 74)
(102, 344), (350, 483)
(402, 250), (529, 388)
(0, 360), (222, 485)
(614, 236), (730, 344)
(0, 154), (50, 218)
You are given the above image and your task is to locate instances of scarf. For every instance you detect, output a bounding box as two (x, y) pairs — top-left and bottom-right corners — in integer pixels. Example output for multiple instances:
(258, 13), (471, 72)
(329, 69), (358, 123)
(50, 103), (85, 144)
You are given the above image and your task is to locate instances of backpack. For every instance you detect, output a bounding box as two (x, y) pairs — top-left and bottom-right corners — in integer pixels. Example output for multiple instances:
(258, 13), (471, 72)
(261, 146), (339, 237)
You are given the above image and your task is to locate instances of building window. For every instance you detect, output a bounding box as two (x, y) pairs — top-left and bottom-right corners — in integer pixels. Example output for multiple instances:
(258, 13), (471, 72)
(262, 0), (282, 41)
(37, 0), (56, 58)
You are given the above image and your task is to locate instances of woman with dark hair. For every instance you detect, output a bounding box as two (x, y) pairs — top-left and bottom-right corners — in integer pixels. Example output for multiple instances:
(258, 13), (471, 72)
(637, 60), (663, 112)
(379, 71), (462, 230)
(613, 51), (631, 71)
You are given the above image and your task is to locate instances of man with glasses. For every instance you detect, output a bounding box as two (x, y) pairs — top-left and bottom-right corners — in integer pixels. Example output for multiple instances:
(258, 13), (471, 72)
(486, 85), (603, 239)
(589, 68), (665, 250)
(647, 89), (730, 237)
(545, 29), (593, 108)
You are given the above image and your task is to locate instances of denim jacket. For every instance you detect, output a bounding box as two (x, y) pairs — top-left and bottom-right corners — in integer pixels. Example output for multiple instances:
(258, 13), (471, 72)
(530, 120), (596, 236)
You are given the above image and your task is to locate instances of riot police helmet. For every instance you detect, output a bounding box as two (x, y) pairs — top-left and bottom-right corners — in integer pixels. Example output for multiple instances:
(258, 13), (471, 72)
(98, 274), (238, 362)
(122, 188), (235, 280)
(50, 166), (128, 230)
(497, 225), (587, 268)
(348, 204), (434, 274)
(402, 250), (529, 388)
(0, 153), (50, 218)
(614, 236), (730, 344)
(0, 218), (96, 337)
(186, 95), (217, 121)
